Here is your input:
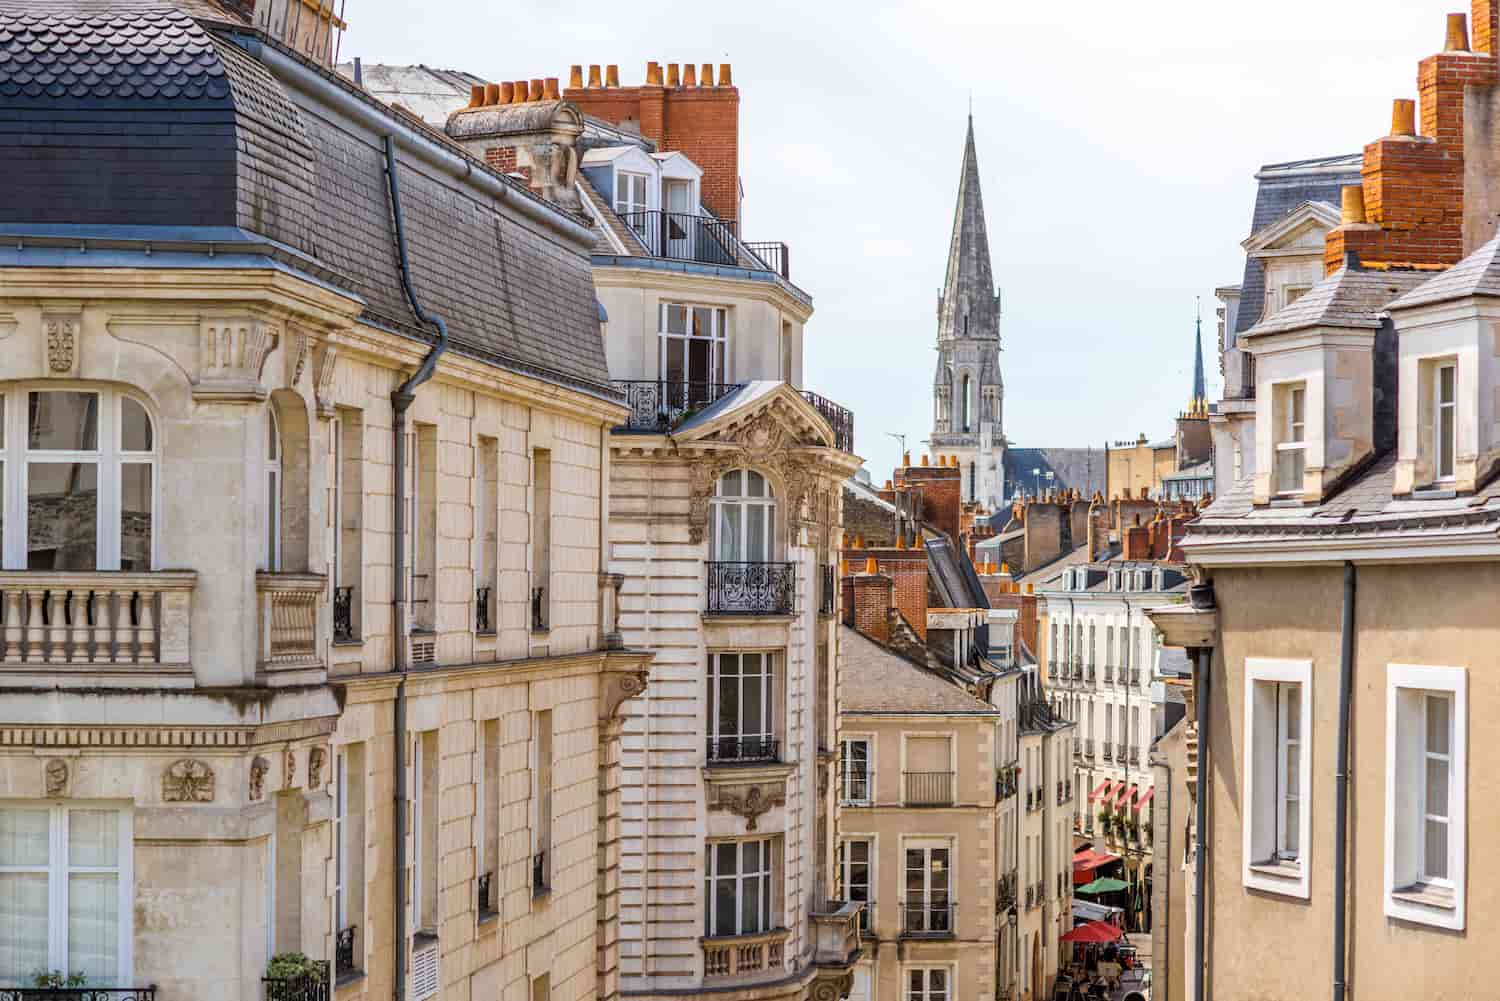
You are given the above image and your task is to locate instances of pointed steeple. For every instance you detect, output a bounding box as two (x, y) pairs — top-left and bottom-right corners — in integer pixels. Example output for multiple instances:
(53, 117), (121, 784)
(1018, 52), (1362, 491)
(1190, 299), (1207, 416)
(937, 116), (1000, 344)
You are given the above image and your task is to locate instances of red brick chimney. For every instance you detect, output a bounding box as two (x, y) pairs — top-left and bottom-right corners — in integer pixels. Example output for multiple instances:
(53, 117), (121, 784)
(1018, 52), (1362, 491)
(1123, 514), (1151, 561)
(849, 558), (894, 644)
(564, 61), (741, 222)
(901, 455), (963, 544)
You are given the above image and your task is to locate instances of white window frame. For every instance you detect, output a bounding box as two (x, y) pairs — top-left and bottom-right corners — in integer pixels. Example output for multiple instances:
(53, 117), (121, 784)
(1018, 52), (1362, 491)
(708, 470), (776, 563)
(1384, 663), (1466, 930)
(658, 302), (729, 389)
(2, 386), (159, 571)
(0, 803), (134, 987)
(1274, 684), (1300, 862)
(614, 170), (649, 217)
(1434, 362), (1456, 483)
(1273, 382), (1307, 497)
(840, 736), (873, 805)
(707, 651), (776, 760)
(334, 750), (347, 931)
(904, 965), (952, 1001)
(901, 838), (953, 933)
(837, 836), (874, 930)
(264, 406), (283, 571)
(703, 837), (775, 938)
(1243, 657), (1312, 898)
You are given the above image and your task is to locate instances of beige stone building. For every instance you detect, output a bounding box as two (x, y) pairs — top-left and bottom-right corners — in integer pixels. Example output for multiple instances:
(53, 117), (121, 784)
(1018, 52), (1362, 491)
(0, 6), (654, 1001)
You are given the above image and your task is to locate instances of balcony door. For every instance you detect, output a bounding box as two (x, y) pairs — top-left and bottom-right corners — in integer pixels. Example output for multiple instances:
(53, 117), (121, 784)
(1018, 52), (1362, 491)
(708, 652), (775, 762)
(709, 470), (775, 563)
(664, 179), (693, 260)
(659, 304), (727, 413)
(904, 844), (951, 934)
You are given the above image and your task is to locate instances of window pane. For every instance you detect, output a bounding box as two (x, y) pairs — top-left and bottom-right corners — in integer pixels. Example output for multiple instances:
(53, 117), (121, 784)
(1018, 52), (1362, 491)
(0, 809), (49, 866)
(741, 672), (762, 737)
(69, 811), (118, 867)
(688, 339), (712, 391)
(664, 338), (686, 388)
(266, 471), (280, 570)
(666, 305), (687, 335)
(1426, 697), (1450, 754)
(1284, 743), (1299, 796)
(747, 506), (767, 562)
(930, 849), (950, 895)
(121, 464), (152, 571)
(692, 307), (713, 339)
(719, 471), (741, 498)
(121, 398), (153, 452)
(68, 872), (119, 984)
(0, 873), (50, 979)
(1426, 757), (1449, 817)
(714, 877), (735, 935)
(719, 505), (742, 562)
(1440, 405), (1455, 477)
(29, 392), (99, 451)
(746, 471), (765, 497)
(1276, 449), (1304, 494)
(267, 411), (279, 460)
(1440, 365), (1455, 405)
(28, 462), (99, 569)
(615, 172), (628, 205)
(1425, 819), (1449, 880)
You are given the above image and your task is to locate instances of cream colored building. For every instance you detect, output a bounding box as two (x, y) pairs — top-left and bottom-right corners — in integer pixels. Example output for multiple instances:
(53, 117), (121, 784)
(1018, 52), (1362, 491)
(0, 7), (653, 1001)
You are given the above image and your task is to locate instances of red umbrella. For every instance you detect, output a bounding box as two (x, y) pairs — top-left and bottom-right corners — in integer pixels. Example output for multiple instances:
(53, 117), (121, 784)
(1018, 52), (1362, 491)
(1060, 920), (1124, 944)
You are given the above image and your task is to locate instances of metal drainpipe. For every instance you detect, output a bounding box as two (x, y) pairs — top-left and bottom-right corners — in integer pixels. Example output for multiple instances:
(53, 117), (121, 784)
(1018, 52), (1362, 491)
(1193, 645), (1210, 1001)
(385, 133), (449, 1001)
(1333, 562), (1356, 1001)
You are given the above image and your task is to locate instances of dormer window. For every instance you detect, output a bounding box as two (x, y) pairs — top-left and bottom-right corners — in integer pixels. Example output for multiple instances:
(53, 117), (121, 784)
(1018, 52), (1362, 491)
(615, 171), (648, 217)
(1284, 286), (1310, 308)
(1273, 382), (1306, 496)
(1434, 362), (1456, 482)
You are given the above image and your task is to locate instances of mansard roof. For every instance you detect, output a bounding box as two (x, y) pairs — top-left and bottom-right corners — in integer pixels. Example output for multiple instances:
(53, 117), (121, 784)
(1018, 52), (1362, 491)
(937, 117), (1000, 343)
(1241, 267), (1427, 339)
(0, 0), (618, 399)
(1387, 234), (1500, 311)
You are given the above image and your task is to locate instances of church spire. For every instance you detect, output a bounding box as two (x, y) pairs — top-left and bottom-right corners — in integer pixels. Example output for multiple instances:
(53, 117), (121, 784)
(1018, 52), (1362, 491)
(937, 116), (999, 344)
(1190, 298), (1208, 417)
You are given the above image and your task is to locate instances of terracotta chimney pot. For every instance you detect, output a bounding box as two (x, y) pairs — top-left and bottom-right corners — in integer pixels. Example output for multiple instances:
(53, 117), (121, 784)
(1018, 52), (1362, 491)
(903, 451), (912, 467)
(568, 65), (583, 89)
(468, 84), (486, 108)
(606, 64), (620, 87)
(525, 79), (542, 101)
(718, 63), (732, 86)
(1446, 12), (1471, 51)
(1000, 562), (1010, 575)
(646, 61), (663, 85)
(587, 64), (602, 87)
(921, 454), (930, 467)
(840, 558), (848, 576)
(701, 62), (715, 86)
(543, 77), (560, 100)
(666, 63), (680, 87)
(1391, 98), (1417, 137)
(1342, 186), (1369, 227)
(865, 557), (879, 575)
(683, 63), (697, 87)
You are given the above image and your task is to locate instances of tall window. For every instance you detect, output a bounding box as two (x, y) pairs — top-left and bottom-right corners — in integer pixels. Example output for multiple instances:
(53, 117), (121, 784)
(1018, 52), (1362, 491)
(907, 969), (949, 1001)
(476, 437), (499, 634)
(708, 652), (775, 762)
(0, 805), (132, 986)
(1274, 382), (1306, 496)
(836, 839), (872, 931)
(903, 845), (951, 934)
(709, 470), (775, 562)
(3, 389), (156, 570)
(411, 425), (438, 632)
(531, 449), (551, 631)
(1245, 659), (1311, 898)
(335, 744), (365, 971)
(960, 375), (973, 431)
(614, 171), (648, 217)
(1420, 694), (1452, 883)
(704, 839), (774, 937)
(840, 738), (871, 804)
(264, 406), (282, 570)
(532, 710), (553, 897)
(478, 720), (500, 917)
(1435, 362), (1456, 482)
(335, 410), (364, 640)
(659, 304), (728, 409)
(1275, 684), (1300, 861)
(413, 730), (439, 932)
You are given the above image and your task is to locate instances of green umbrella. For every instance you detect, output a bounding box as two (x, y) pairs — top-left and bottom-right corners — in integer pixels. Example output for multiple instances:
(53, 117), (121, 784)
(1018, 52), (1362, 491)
(1077, 876), (1129, 895)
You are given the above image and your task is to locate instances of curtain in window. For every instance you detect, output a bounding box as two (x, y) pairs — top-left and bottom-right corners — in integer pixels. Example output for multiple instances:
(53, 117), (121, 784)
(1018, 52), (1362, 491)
(0, 809), (50, 984)
(68, 810), (119, 984)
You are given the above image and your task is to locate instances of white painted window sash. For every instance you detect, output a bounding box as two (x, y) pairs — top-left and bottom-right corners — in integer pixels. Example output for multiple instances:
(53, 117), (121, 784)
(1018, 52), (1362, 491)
(1434, 362), (1456, 482)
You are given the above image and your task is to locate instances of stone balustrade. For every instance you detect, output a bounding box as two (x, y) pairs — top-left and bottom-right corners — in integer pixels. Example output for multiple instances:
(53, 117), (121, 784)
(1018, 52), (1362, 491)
(0, 571), (195, 669)
(256, 572), (326, 678)
(702, 927), (788, 980)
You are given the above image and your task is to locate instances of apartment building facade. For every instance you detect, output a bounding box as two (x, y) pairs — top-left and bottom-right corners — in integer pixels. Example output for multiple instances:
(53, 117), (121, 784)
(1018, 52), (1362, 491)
(0, 7), (653, 1001)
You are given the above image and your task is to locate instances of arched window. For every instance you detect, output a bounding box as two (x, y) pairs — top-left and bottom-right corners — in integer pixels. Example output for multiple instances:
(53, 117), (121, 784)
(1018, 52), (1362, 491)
(264, 407), (282, 571)
(961, 374), (973, 431)
(1, 387), (156, 570)
(709, 469), (776, 562)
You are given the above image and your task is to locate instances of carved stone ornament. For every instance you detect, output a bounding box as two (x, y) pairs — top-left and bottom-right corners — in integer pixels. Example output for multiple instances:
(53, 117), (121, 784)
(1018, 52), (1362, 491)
(707, 782), (786, 832)
(44, 758), (69, 798)
(307, 746), (326, 789)
(313, 342), (339, 417)
(687, 406), (824, 546)
(194, 318), (277, 402)
(45, 316), (77, 375)
(249, 755), (269, 801)
(287, 326), (309, 388)
(283, 749), (296, 788)
(600, 670), (649, 726)
(810, 971), (854, 1001)
(162, 759), (216, 803)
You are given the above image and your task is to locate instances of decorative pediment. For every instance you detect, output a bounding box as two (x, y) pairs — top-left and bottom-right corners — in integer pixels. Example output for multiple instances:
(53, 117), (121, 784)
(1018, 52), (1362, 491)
(1244, 200), (1341, 257)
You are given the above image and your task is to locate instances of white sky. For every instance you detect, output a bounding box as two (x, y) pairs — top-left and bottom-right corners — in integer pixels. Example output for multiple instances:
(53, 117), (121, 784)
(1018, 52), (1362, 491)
(343, 0), (1449, 479)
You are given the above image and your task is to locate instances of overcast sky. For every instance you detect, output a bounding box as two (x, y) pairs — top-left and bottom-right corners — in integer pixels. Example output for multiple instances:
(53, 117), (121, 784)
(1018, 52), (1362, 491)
(344, 0), (1447, 479)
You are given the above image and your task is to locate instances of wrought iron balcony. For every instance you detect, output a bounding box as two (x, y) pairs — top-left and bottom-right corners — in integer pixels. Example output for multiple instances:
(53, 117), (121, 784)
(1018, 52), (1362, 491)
(706, 561), (795, 615)
(899, 899), (955, 938)
(1117, 742), (1128, 762)
(477, 870), (495, 918)
(533, 850), (550, 898)
(531, 585), (547, 631)
(5, 992), (159, 1001)
(618, 209), (743, 266)
(903, 770), (954, 806)
(996, 872), (1017, 911)
(1085, 738), (1095, 758)
(744, 241), (791, 279)
(333, 585), (355, 642)
(707, 735), (780, 764)
(475, 586), (493, 635)
(263, 964), (327, 1001)
(335, 924), (357, 979)
(800, 390), (855, 453)
(819, 563), (836, 616)
(1103, 744), (1114, 762)
(613, 379), (743, 432)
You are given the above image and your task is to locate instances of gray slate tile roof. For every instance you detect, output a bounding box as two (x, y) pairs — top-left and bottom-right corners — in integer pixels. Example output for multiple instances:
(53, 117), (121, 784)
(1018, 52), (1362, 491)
(1242, 267), (1428, 339)
(0, 0), (617, 399)
(840, 627), (997, 715)
(1387, 235), (1500, 311)
(1003, 447), (1105, 497)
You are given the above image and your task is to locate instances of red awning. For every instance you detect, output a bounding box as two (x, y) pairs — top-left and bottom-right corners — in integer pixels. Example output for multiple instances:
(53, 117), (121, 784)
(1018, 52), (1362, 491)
(1134, 787), (1155, 813)
(1060, 920), (1124, 944)
(1073, 848), (1121, 870)
(1114, 783), (1136, 808)
(1088, 780), (1113, 802)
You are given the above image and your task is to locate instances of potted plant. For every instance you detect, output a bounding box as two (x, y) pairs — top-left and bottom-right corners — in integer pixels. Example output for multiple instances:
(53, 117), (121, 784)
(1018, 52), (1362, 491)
(33, 971), (89, 1001)
(265, 953), (328, 1001)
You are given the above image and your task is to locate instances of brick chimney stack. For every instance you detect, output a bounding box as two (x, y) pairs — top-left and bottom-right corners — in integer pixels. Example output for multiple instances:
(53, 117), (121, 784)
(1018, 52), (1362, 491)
(849, 558), (894, 644)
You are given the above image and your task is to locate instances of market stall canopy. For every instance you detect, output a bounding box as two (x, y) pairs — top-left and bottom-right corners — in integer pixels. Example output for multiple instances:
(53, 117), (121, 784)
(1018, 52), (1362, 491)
(1077, 876), (1129, 895)
(1060, 920), (1125, 944)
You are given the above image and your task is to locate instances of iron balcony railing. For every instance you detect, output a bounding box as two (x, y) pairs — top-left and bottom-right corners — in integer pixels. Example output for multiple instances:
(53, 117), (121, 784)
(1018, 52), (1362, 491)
(333, 585), (354, 642)
(819, 563), (836, 616)
(1117, 742), (1128, 761)
(475, 586), (492, 635)
(533, 851), (550, 898)
(531, 585), (546, 631)
(613, 380), (743, 432)
(899, 899), (955, 938)
(1085, 738), (1095, 758)
(800, 390), (855, 453)
(744, 240), (790, 279)
(1024, 884), (1035, 909)
(1073, 736), (1082, 754)
(264, 964), (327, 1001)
(1103, 744), (1114, 762)
(618, 209), (742, 266)
(1103, 666), (1114, 685)
(478, 870), (495, 917)
(707, 735), (780, 764)
(706, 561), (795, 615)
(4, 992), (159, 1001)
(996, 872), (1017, 911)
(335, 925), (357, 979)
(903, 770), (955, 806)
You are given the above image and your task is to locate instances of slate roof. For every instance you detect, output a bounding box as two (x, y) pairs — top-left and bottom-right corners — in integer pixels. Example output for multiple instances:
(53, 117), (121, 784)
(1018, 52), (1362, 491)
(1003, 447), (1105, 498)
(1387, 234), (1500, 311)
(0, 0), (618, 399)
(925, 534), (989, 611)
(335, 62), (482, 126)
(1235, 155), (1362, 336)
(840, 627), (997, 715)
(1242, 267), (1429, 338)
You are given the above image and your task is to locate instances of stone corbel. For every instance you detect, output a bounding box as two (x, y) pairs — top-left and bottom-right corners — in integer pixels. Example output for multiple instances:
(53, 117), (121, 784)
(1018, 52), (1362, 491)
(599, 667), (648, 729)
(809, 970), (855, 1001)
(284, 324), (310, 390)
(706, 781), (786, 832)
(194, 317), (277, 402)
(313, 341), (340, 418)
